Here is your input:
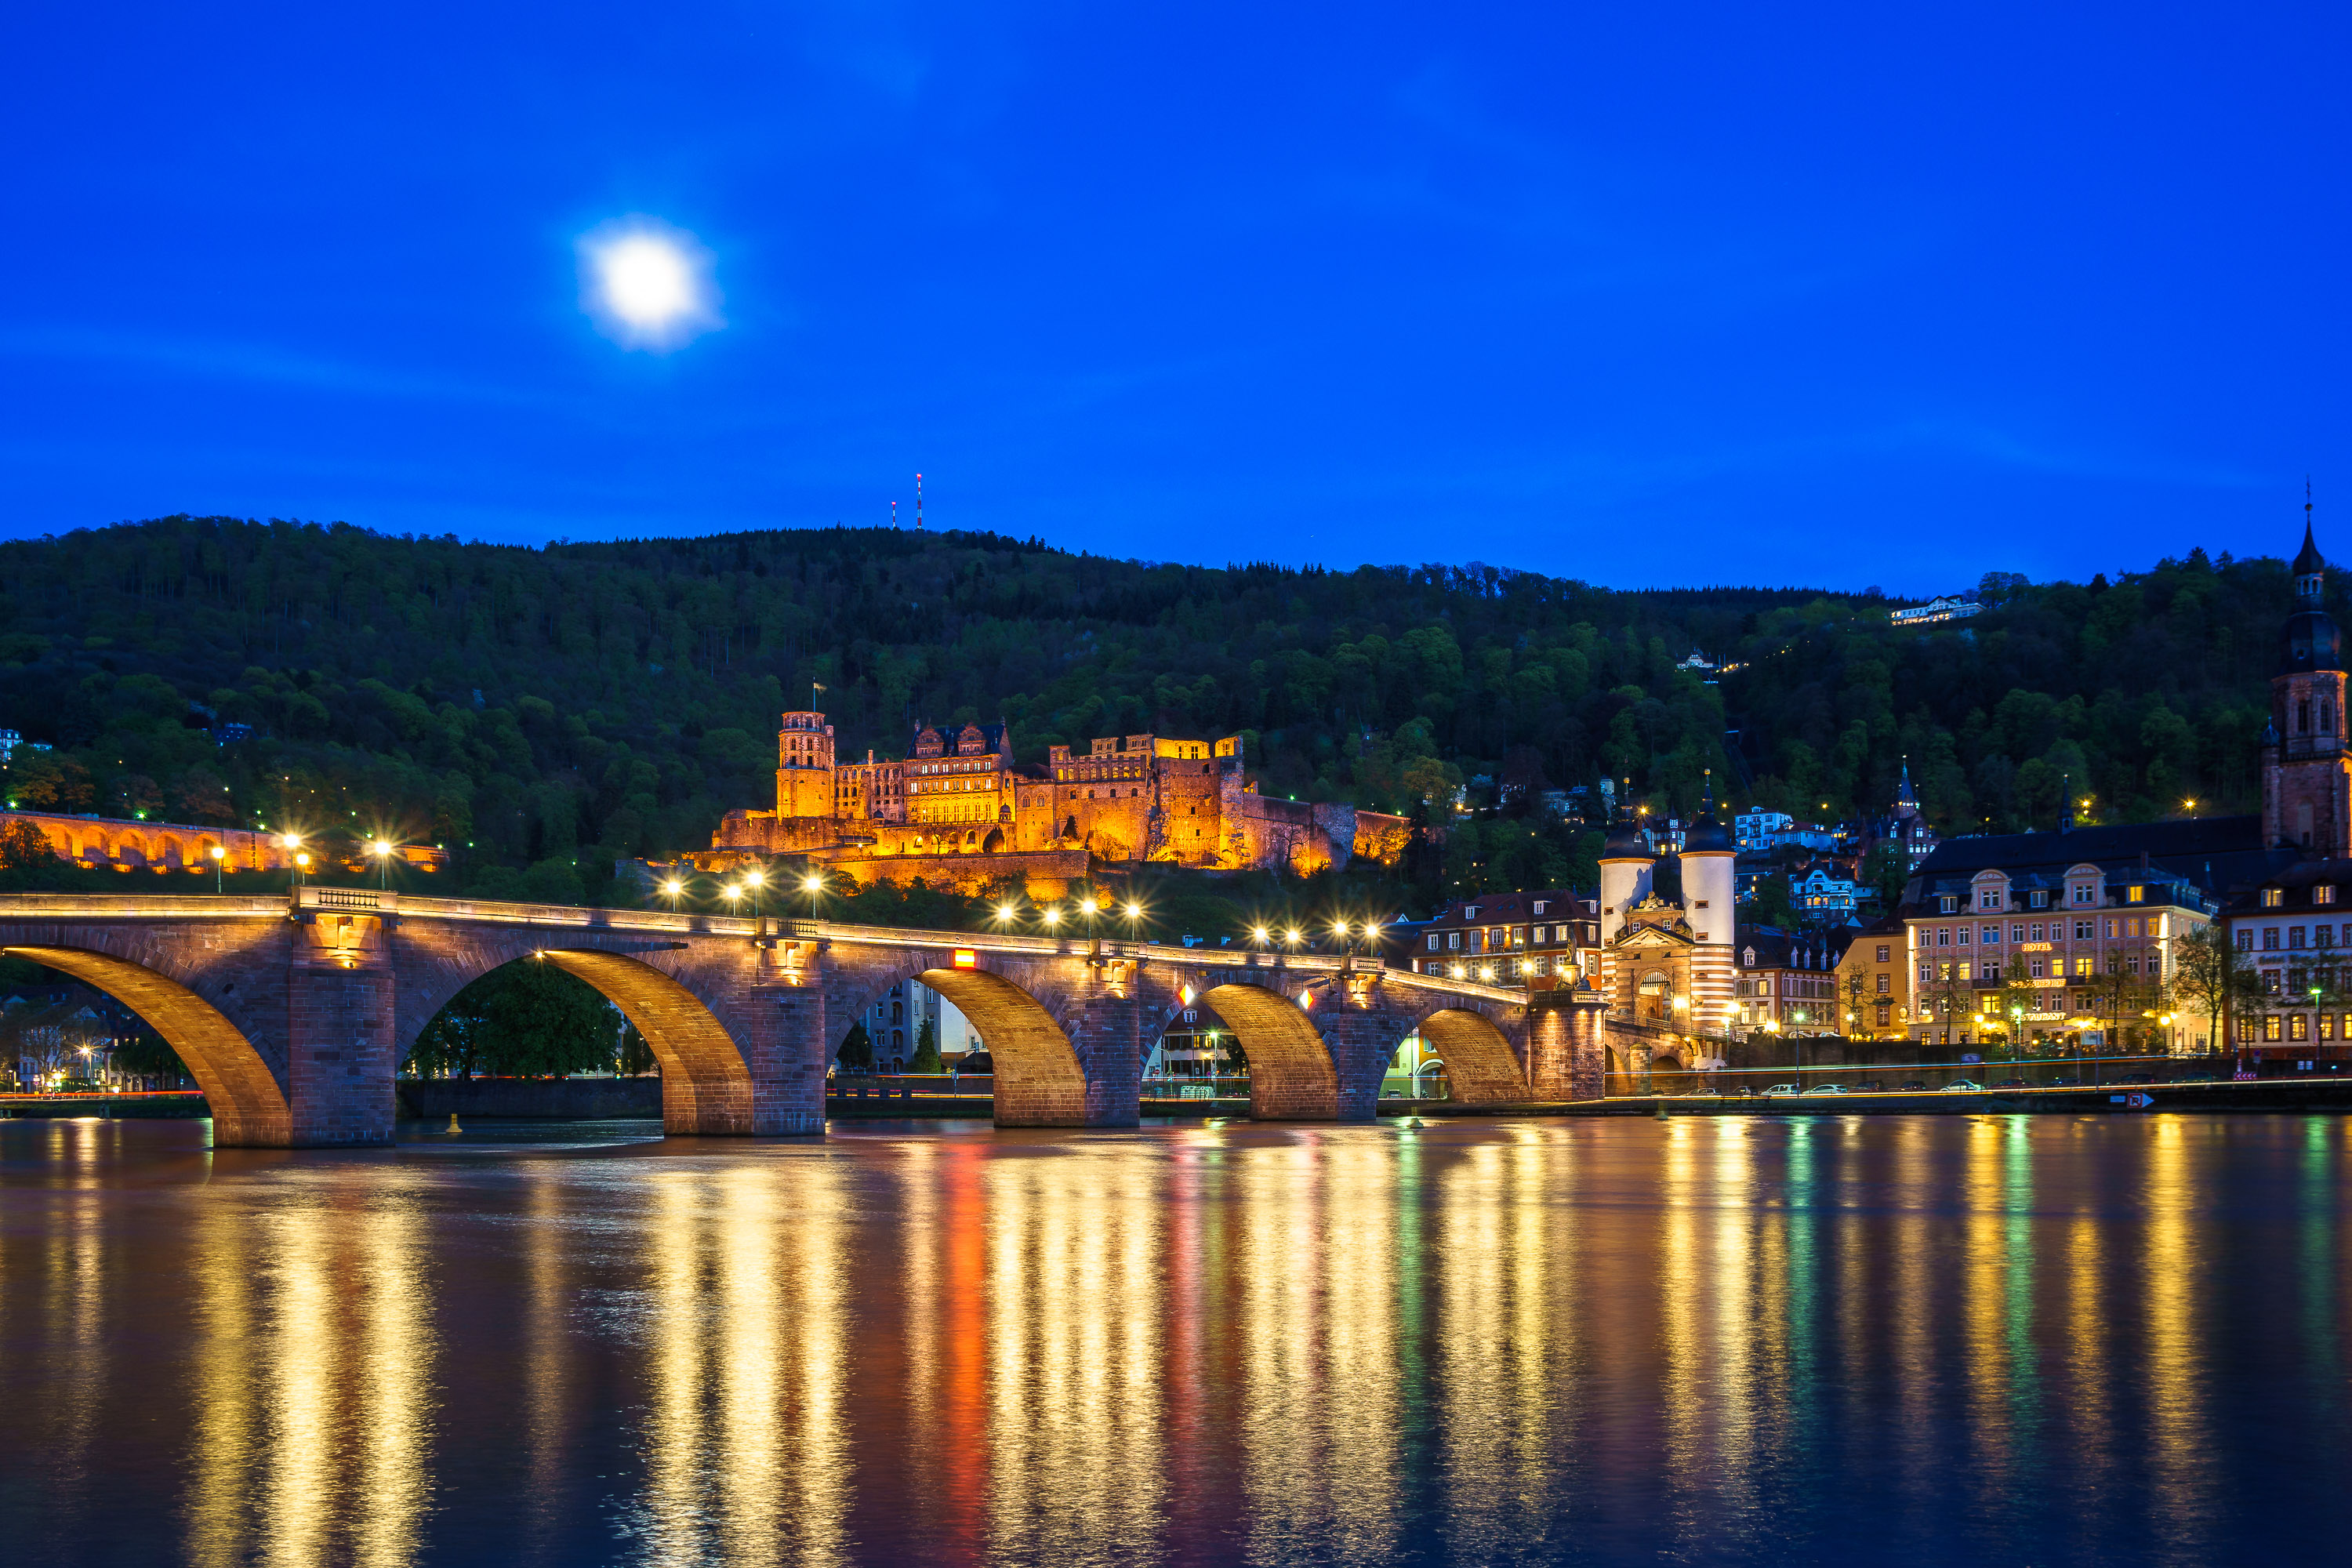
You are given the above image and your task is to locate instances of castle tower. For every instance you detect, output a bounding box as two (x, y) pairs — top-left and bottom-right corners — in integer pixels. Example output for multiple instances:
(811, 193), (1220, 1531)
(2263, 505), (2351, 855)
(775, 710), (838, 820)
(1679, 771), (1738, 1046)
(1596, 793), (1655, 949)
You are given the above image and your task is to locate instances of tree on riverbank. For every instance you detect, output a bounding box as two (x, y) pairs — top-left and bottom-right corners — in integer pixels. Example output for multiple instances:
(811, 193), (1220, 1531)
(403, 960), (625, 1078)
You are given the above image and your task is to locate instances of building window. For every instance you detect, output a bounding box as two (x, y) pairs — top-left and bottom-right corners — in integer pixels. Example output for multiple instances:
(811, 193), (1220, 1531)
(1875, 945), (1890, 962)
(2325, 1014), (2339, 1042)
(1426, 935), (1440, 952)
(1957, 927), (1972, 946)
(2263, 927), (2281, 951)
(2320, 886), (2339, 906)
(2265, 1015), (2284, 1042)
(1981, 925), (2000, 945)
(1979, 889), (2001, 910)
(2291, 1013), (2311, 1041)
(2029, 956), (2046, 978)
(2263, 888), (2285, 909)
(2291, 927), (2309, 949)
(2074, 920), (2095, 940)
(2237, 928), (2254, 951)
(1937, 928), (1951, 946)
(2320, 926), (2336, 948)
(2127, 885), (2144, 903)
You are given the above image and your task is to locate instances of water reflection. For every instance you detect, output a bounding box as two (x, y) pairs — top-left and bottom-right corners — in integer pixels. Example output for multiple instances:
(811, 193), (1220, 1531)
(621, 1160), (848, 1565)
(1, 1115), (2348, 1565)
(179, 1167), (435, 1567)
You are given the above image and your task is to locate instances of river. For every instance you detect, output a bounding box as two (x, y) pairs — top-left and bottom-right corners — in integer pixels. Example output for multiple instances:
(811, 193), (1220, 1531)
(2, 1112), (2346, 1565)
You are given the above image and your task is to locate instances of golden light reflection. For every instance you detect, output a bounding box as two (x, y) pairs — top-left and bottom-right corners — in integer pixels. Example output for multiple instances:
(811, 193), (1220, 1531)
(626, 1160), (850, 1566)
(1239, 1134), (1399, 1559)
(2143, 1118), (2214, 1550)
(985, 1142), (1167, 1553)
(177, 1171), (437, 1568)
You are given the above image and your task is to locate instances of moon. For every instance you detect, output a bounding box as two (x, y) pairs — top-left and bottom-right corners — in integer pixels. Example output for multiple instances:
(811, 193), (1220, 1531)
(578, 217), (722, 351)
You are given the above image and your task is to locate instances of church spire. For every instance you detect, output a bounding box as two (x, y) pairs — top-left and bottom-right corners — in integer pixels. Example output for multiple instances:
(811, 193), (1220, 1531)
(2296, 478), (2326, 603)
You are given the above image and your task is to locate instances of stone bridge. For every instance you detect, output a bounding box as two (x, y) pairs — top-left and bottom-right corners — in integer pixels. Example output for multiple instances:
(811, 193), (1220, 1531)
(0, 887), (1610, 1147)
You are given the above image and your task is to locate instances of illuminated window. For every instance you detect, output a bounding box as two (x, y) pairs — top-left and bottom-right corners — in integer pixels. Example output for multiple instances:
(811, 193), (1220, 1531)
(2126, 885), (2144, 903)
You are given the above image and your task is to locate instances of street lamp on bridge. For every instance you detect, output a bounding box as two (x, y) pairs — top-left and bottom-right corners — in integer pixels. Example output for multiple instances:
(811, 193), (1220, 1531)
(369, 838), (395, 890)
(209, 842), (226, 895)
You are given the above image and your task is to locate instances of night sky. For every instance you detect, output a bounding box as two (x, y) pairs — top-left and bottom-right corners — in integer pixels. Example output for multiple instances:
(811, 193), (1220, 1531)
(2, 2), (2343, 592)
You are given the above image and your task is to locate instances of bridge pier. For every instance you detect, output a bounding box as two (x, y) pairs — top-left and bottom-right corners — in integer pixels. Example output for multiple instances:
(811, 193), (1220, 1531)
(285, 913), (397, 1146)
(1527, 993), (1611, 1102)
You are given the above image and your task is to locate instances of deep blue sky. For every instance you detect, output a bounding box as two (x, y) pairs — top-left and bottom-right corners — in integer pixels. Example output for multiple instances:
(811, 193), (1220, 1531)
(2, 3), (2344, 593)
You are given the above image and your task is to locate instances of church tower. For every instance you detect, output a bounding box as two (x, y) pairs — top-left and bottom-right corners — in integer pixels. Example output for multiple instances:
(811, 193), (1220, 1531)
(2263, 503), (2352, 855)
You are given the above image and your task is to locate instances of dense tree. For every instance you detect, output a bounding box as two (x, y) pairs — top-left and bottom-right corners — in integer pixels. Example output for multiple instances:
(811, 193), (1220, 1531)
(0, 517), (2318, 908)
(403, 960), (625, 1078)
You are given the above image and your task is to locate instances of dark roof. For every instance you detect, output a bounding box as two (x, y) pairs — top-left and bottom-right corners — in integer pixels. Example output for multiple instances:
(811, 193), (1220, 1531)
(2220, 856), (2352, 915)
(2295, 520), (2326, 577)
(1414, 889), (1594, 927)
(1907, 815), (2288, 906)
(1733, 923), (1855, 971)
(1601, 816), (1652, 858)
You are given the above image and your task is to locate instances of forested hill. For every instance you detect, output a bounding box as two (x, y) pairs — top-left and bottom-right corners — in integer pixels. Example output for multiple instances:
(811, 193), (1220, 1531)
(0, 515), (2315, 899)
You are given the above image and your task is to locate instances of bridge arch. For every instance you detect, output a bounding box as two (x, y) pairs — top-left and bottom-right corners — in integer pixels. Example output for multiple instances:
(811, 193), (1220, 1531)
(396, 938), (758, 1137)
(1181, 979), (1338, 1120)
(1410, 1007), (1529, 1104)
(832, 959), (1096, 1126)
(1, 943), (289, 1146)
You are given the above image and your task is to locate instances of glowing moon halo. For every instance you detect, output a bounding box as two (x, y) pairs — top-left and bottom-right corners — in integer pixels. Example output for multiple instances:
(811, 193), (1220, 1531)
(577, 217), (721, 352)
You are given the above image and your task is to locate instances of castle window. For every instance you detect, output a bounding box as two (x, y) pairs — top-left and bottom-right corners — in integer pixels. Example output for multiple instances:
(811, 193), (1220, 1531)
(2299, 701), (2311, 734)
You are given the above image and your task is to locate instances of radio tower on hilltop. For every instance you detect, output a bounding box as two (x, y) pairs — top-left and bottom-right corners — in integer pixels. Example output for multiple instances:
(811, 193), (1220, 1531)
(916, 471), (925, 531)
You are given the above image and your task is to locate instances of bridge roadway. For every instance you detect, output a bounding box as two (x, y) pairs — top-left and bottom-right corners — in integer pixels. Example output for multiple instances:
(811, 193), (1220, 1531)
(0, 887), (1611, 1147)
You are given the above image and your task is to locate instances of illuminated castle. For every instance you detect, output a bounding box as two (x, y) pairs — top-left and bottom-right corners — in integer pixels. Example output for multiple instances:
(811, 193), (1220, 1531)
(705, 710), (1410, 893)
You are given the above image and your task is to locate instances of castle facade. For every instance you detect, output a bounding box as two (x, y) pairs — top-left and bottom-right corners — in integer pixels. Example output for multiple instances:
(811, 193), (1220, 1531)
(705, 710), (1410, 894)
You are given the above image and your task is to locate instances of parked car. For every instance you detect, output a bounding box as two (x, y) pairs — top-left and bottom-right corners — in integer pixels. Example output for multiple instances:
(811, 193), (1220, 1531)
(1940, 1080), (1984, 1093)
(2119, 1072), (2157, 1084)
(1730, 1084), (1760, 1098)
(1897, 1080), (1929, 1091)
(1802, 1083), (1847, 1095)
(1994, 1077), (2030, 1089)
(2045, 1076), (2079, 1087)
(1850, 1080), (1886, 1092)
(1762, 1083), (1800, 1097)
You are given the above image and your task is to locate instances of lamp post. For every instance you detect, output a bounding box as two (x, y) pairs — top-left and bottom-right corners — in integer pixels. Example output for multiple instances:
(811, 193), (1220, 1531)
(369, 837), (394, 890)
(293, 850), (311, 887)
(661, 877), (685, 910)
(281, 833), (304, 887)
(803, 871), (825, 920)
(743, 866), (766, 930)
(209, 842), (226, 895)
(1124, 901), (1145, 943)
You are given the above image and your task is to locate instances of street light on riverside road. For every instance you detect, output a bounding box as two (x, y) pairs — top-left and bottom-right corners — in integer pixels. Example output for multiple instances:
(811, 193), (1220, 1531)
(209, 842), (226, 895)
(369, 838), (394, 890)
